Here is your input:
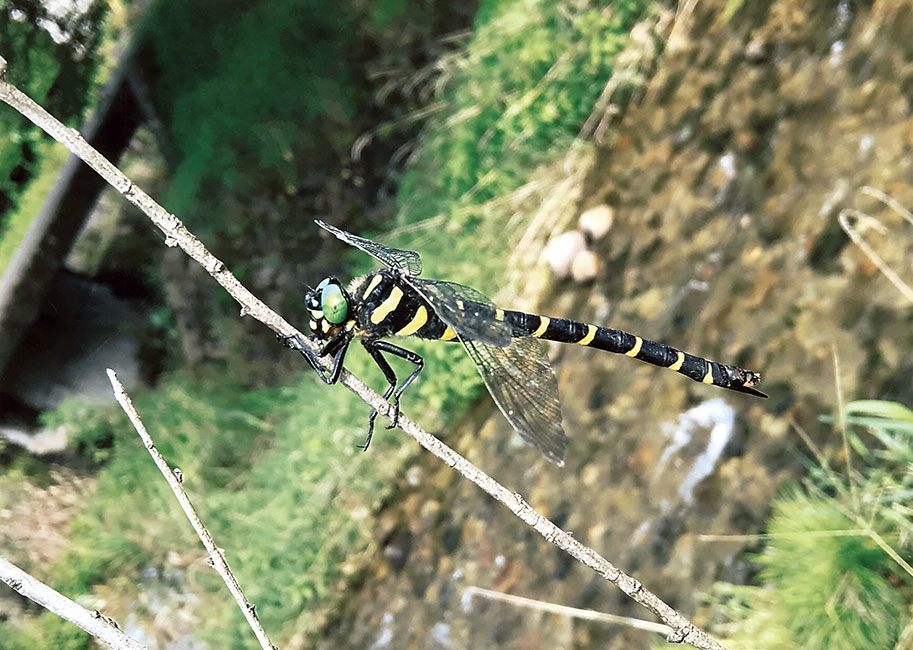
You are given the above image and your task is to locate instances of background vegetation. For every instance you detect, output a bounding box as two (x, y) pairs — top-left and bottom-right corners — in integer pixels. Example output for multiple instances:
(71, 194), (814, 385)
(0, 0), (107, 271)
(708, 399), (913, 650)
(3, 0), (659, 646)
(2, 0), (912, 648)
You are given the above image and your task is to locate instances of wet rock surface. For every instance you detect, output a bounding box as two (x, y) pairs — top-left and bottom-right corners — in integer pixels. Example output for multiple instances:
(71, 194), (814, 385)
(313, 2), (913, 649)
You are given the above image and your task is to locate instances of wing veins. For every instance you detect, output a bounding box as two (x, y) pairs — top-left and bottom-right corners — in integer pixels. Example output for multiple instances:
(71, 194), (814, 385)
(316, 220), (423, 275)
(461, 336), (567, 465)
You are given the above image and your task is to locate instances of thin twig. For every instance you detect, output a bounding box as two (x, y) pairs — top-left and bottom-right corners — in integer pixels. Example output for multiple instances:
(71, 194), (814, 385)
(697, 529), (872, 543)
(0, 57), (724, 650)
(860, 186), (913, 227)
(838, 209), (913, 305)
(786, 413), (826, 467)
(0, 555), (148, 650)
(105, 370), (276, 650)
(463, 585), (673, 635)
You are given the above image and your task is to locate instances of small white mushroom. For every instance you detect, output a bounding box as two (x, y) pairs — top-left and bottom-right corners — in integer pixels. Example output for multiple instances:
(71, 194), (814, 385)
(571, 249), (603, 282)
(578, 205), (614, 240)
(544, 230), (587, 278)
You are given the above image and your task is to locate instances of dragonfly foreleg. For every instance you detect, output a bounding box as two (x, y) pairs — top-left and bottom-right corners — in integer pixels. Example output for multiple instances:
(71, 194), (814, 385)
(280, 332), (350, 384)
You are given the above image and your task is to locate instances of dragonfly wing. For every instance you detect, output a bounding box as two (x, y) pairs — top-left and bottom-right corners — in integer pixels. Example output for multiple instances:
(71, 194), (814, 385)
(316, 220), (423, 276)
(408, 278), (512, 347)
(461, 335), (567, 465)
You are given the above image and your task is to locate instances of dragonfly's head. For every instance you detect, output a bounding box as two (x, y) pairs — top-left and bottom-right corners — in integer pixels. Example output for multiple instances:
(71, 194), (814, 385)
(305, 277), (351, 339)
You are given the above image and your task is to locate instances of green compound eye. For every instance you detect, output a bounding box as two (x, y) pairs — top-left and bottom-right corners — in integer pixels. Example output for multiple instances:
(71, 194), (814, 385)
(320, 281), (348, 324)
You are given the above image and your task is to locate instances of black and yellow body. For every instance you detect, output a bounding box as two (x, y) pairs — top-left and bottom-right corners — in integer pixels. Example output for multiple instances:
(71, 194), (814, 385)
(502, 311), (765, 397)
(286, 221), (766, 466)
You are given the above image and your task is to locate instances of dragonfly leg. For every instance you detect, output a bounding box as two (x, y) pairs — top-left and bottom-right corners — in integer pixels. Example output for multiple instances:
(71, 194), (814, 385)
(361, 340), (397, 451)
(361, 339), (424, 451)
(371, 341), (424, 430)
(280, 333), (350, 384)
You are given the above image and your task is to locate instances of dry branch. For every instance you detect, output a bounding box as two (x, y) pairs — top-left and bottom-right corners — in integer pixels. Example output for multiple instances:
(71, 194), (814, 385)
(464, 585), (673, 634)
(0, 556), (148, 650)
(106, 370), (276, 650)
(0, 55), (725, 650)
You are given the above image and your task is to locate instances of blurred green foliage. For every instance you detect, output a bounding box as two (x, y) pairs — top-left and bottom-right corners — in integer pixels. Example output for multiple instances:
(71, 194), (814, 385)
(7, 0), (657, 646)
(28, 372), (403, 648)
(712, 400), (913, 650)
(0, 1), (106, 241)
(139, 0), (356, 235)
(0, 142), (69, 272)
(398, 0), (649, 230)
(0, 2), (107, 280)
(5, 612), (96, 650)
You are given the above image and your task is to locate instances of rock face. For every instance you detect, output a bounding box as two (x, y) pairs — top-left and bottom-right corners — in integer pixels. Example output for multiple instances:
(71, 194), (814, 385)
(313, 2), (913, 650)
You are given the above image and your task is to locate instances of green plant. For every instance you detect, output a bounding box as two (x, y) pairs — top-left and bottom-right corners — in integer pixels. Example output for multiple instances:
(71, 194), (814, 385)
(139, 0), (355, 233)
(26, 371), (404, 648)
(397, 0), (650, 231)
(0, 1), (106, 237)
(3, 611), (96, 650)
(711, 400), (913, 650)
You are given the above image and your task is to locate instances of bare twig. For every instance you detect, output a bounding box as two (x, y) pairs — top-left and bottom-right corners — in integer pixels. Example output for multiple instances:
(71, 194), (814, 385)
(0, 57), (724, 650)
(786, 413), (826, 466)
(463, 585), (673, 635)
(838, 208), (913, 305)
(105, 370), (276, 650)
(860, 186), (913, 227)
(698, 529), (871, 543)
(0, 555), (148, 650)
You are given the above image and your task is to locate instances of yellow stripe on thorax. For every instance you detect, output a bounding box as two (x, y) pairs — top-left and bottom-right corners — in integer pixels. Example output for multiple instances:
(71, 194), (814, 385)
(532, 317), (550, 337)
(363, 274), (383, 300)
(624, 336), (643, 357)
(370, 286), (403, 324)
(439, 326), (457, 341)
(669, 350), (685, 371)
(395, 305), (428, 336)
(577, 324), (597, 346)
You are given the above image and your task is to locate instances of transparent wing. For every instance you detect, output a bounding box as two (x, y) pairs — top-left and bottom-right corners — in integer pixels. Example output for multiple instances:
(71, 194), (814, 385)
(461, 335), (567, 465)
(408, 277), (512, 347)
(316, 220), (423, 276)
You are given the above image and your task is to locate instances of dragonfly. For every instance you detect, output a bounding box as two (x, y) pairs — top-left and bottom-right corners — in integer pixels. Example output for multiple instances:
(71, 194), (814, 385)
(283, 221), (766, 466)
